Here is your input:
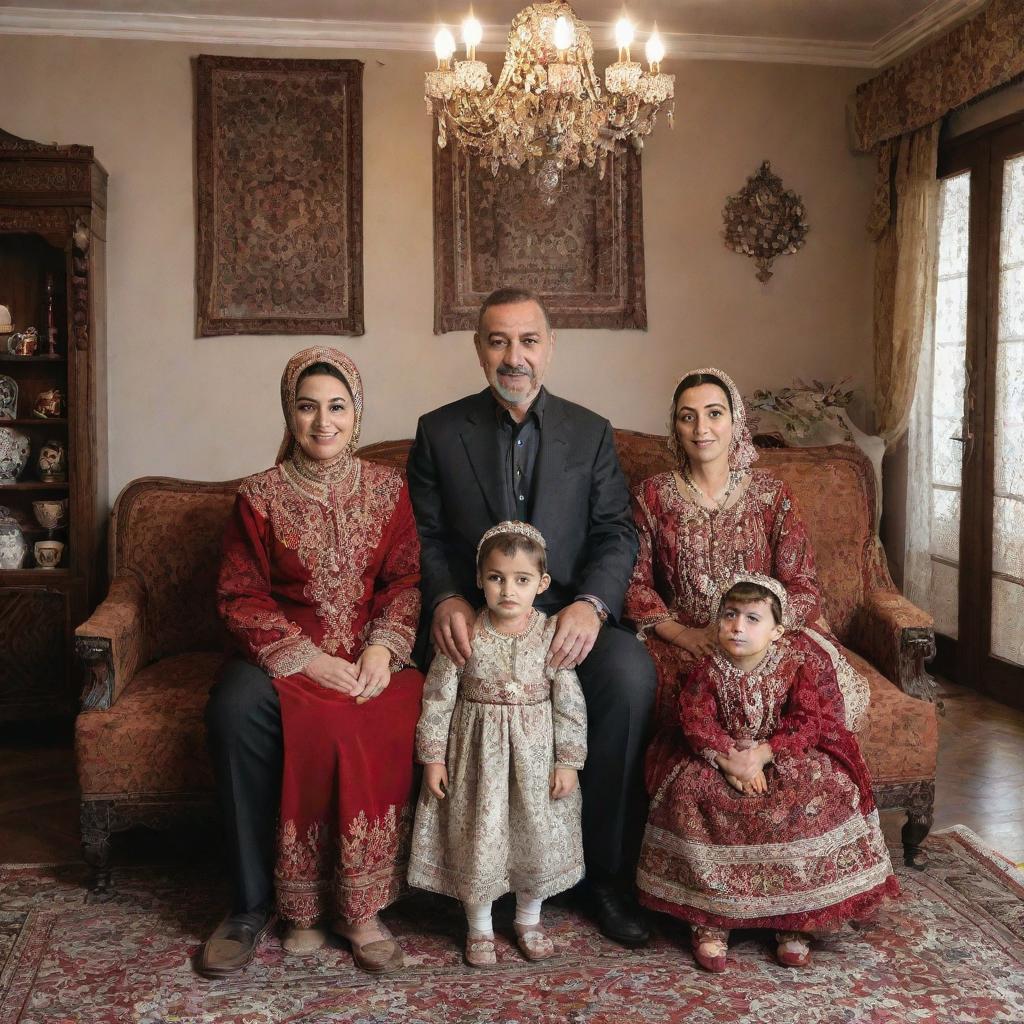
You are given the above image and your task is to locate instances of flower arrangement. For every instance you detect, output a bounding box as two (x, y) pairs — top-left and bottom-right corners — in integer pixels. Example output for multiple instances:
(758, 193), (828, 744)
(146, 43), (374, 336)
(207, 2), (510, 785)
(746, 379), (856, 440)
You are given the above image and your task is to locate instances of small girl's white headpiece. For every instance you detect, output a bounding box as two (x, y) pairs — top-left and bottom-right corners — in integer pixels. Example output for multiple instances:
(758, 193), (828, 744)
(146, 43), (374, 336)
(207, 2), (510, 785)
(476, 520), (547, 558)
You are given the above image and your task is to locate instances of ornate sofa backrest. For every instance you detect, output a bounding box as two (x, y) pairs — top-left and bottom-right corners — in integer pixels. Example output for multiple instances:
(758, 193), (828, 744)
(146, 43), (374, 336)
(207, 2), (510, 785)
(611, 430), (889, 642)
(110, 477), (239, 661)
(107, 433), (890, 661)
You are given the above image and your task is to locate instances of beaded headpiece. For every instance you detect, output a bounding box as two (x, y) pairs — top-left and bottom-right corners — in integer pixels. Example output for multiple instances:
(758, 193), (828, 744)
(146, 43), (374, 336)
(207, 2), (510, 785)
(476, 520), (547, 560)
(715, 571), (790, 628)
(668, 366), (758, 473)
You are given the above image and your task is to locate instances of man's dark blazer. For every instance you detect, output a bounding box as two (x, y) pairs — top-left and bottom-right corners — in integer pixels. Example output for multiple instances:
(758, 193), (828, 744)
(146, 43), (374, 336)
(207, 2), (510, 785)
(407, 388), (639, 621)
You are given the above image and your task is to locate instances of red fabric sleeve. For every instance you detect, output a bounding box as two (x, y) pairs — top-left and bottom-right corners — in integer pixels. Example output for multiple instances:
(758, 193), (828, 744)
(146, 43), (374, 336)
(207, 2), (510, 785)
(217, 491), (320, 678)
(625, 481), (673, 632)
(679, 658), (735, 762)
(363, 482), (421, 669)
(768, 656), (822, 761)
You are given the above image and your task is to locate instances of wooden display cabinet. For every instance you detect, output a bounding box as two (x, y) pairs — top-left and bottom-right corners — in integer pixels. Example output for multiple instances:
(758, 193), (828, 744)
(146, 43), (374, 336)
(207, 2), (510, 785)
(0, 129), (107, 720)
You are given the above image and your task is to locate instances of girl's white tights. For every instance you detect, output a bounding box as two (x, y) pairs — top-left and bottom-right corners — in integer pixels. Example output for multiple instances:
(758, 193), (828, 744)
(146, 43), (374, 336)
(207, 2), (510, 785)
(464, 895), (544, 935)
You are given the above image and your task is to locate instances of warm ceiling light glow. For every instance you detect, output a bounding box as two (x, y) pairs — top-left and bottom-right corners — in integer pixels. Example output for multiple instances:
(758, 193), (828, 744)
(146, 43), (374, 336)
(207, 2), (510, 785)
(434, 26), (456, 61)
(553, 15), (575, 51)
(645, 26), (665, 65)
(614, 16), (635, 50)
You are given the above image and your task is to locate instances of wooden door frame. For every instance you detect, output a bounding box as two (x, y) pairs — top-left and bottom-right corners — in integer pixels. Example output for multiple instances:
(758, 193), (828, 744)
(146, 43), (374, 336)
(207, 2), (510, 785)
(937, 112), (1024, 708)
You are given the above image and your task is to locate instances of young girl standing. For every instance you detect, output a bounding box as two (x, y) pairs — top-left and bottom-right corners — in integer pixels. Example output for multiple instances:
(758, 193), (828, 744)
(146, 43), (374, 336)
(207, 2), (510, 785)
(408, 521), (588, 967)
(636, 572), (897, 972)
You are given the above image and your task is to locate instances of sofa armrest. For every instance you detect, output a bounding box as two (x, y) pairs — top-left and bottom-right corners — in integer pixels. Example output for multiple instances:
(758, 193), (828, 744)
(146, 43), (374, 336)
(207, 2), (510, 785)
(74, 574), (147, 711)
(850, 589), (938, 704)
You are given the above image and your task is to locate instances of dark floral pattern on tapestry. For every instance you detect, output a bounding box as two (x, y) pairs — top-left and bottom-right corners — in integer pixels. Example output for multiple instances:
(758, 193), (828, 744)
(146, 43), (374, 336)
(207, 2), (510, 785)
(434, 143), (646, 332)
(852, 0), (1024, 152)
(195, 55), (363, 336)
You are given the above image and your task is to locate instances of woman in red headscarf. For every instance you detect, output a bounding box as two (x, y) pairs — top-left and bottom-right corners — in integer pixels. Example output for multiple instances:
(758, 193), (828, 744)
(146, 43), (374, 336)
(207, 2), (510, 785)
(214, 346), (422, 974)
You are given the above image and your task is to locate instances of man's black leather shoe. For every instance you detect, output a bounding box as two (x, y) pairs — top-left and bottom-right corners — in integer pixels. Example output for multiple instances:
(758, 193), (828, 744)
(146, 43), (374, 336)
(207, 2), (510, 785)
(589, 881), (650, 947)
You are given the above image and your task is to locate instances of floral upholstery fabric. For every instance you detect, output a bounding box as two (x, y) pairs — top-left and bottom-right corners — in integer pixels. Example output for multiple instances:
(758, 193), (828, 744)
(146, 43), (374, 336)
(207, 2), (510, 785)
(845, 648), (937, 785)
(113, 482), (238, 661)
(75, 652), (218, 796)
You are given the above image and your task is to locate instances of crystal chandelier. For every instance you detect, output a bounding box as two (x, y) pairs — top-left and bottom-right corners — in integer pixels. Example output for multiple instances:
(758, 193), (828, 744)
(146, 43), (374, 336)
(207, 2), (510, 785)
(424, 2), (674, 195)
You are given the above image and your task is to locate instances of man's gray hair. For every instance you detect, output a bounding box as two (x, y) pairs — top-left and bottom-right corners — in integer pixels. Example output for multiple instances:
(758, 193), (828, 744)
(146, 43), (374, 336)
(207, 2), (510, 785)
(476, 287), (551, 335)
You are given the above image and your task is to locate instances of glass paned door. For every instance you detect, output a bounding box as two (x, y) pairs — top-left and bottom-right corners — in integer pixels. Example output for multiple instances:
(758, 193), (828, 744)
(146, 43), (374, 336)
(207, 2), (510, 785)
(929, 172), (971, 637)
(991, 154), (1024, 666)
(934, 114), (1024, 706)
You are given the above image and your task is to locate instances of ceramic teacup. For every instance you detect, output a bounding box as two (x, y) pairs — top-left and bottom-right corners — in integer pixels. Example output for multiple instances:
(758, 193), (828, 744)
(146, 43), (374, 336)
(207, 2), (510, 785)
(32, 498), (69, 530)
(34, 539), (64, 568)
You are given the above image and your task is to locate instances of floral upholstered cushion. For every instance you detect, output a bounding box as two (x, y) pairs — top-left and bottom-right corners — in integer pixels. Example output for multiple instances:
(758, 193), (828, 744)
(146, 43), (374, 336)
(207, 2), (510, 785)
(112, 483), (237, 661)
(75, 652), (219, 796)
(845, 648), (938, 785)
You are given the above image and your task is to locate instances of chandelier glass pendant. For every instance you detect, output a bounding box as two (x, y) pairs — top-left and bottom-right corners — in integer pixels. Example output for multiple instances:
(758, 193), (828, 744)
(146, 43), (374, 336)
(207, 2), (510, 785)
(424, 2), (674, 193)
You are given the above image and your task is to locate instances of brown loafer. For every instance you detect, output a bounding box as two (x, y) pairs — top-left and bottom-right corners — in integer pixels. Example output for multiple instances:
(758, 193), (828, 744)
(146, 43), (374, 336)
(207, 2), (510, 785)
(332, 918), (405, 974)
(195, 911), (275, 978)
(342, 935), (405, 974)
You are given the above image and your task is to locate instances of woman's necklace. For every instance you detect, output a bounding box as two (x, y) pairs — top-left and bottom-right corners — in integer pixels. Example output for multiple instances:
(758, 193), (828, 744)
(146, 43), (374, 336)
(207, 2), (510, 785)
(683, 465), (740, 511)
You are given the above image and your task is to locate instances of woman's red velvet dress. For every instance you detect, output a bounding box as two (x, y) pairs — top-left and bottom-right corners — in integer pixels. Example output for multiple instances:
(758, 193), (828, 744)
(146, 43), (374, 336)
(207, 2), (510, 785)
(218, 455), (424, 927)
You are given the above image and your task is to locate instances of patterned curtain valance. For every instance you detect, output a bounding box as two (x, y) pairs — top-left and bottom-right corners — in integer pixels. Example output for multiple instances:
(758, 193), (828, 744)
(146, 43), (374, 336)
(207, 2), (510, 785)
(852, 0), (1024, 152)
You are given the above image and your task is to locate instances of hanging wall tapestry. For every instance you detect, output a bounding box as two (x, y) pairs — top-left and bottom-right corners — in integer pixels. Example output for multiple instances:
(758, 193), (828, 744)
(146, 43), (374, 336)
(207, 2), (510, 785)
(433, 143), (646, 333)
(195, 55), (363, 336)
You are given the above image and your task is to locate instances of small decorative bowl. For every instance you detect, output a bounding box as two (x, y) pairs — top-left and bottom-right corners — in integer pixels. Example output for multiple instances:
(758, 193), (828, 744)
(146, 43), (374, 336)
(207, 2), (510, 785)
(32, 498), (68, 530)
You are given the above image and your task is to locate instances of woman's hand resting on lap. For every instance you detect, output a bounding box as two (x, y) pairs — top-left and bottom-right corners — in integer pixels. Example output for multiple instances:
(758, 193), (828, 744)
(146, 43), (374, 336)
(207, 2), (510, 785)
(305, 644), (392, 701)
(654, 620), (717, 661)
(305, 653), (361, 695)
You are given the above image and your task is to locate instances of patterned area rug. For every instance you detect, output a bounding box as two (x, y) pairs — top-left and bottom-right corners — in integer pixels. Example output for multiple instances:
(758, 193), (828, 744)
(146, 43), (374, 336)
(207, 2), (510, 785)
(1, 826), (1023, 1024)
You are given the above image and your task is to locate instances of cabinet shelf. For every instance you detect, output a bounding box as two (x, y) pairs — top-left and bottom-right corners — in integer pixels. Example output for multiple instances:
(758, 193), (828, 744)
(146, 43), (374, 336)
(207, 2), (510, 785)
(0, 481), (70, 491)
(0, 354), (66, 363)
(0, 568), (71, 583)
(4, 418), (68, 426)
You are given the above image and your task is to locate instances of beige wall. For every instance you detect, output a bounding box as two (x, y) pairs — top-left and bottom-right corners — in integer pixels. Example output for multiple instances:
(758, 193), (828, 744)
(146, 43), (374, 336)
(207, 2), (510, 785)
(0, 35), (874, 500)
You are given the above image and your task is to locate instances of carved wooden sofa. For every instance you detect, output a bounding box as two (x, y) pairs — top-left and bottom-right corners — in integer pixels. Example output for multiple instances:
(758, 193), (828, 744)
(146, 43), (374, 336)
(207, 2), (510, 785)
(75, 433), (938, 878)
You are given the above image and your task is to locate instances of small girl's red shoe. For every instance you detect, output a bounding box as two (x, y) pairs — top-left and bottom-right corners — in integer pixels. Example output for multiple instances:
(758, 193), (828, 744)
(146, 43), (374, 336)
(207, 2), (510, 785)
(775, 931), (812, 967)
(691, 926), (729, 973)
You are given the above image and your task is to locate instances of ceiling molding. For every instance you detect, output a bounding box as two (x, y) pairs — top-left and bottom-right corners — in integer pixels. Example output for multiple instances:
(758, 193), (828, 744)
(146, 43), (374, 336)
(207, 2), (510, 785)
(0, 1), (985, 68)
(871, 0), (987, 68)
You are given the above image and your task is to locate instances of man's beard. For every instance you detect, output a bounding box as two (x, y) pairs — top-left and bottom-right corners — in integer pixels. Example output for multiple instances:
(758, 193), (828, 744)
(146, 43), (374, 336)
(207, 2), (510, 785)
(492, 368), (535, 405)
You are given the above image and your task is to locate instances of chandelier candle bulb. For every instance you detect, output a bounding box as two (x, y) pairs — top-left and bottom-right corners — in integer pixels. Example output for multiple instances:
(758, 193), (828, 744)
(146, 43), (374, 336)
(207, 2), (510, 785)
(614, 16), (634, 61)
(462, 13), (483, 60)
(434, 26), (456, 66)
(645, 25), (665, 71)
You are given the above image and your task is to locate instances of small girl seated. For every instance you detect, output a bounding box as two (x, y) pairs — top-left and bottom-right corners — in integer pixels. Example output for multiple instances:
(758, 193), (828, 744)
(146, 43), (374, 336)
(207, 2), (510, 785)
(636, 572), (897, 972)
(407, 521), (588, 967)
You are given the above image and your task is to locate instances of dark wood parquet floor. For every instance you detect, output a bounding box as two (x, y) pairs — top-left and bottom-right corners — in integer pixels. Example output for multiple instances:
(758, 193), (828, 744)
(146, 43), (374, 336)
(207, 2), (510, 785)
(1, 682), (1022, 866)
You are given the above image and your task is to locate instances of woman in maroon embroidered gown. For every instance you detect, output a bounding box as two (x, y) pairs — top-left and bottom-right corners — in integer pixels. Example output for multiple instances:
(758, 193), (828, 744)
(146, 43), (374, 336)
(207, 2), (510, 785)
(217, 346), (423, 973)
(623, 366), (866, 795)
(636, 574), (896, 971)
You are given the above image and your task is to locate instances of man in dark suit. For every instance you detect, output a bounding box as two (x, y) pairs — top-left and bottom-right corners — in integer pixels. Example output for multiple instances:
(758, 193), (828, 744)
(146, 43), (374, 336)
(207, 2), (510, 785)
(407, 287), (657, 945)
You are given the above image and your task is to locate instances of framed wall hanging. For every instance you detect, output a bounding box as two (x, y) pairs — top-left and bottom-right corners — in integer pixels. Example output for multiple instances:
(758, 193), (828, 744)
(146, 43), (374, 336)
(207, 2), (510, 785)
(433, 143), (647, 333)
(195, 55), (364, 336)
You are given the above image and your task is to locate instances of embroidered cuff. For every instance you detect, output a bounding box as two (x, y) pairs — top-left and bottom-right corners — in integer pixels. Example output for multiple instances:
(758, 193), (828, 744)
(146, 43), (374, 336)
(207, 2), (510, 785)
(701, 747), (723, 767)
(416, 741), (447, 764)
(259, 635), (321, 679)
(366, 626), (414, 672)
(554, 744), (587, 770)
(634, 612), (675, 641)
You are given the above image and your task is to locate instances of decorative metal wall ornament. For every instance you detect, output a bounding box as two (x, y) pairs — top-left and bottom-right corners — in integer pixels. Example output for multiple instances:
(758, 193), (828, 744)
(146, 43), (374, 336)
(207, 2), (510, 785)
(722, 161), (808, 283)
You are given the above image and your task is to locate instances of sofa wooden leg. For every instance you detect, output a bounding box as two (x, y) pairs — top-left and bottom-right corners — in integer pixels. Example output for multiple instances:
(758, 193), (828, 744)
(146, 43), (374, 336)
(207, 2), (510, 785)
(901, 782), (935, 869)
(80, 801), (112, 892)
